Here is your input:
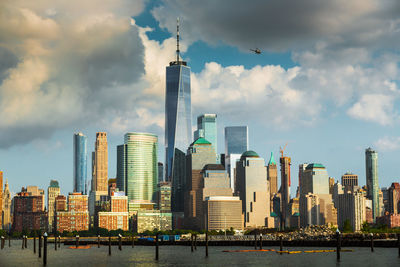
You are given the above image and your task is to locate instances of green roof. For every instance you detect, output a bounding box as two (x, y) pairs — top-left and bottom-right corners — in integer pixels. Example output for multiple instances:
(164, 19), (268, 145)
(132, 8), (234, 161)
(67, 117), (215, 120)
(305, 163), (325, 170)
(270, 212), (278, 217)
(268, 152), (276, 165)
(49, 180), (59, 188)
(192, 137), (211, 145)
(241, 150), (259, 159)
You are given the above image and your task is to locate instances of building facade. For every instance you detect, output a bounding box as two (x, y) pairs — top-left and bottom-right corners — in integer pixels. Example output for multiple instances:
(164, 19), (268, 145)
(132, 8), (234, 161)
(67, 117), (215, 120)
(135, 210), (172, 233)
(98, 195), (129, 231)
(157, 182), (171, 212)
(56, 193), (89, 233)
(205, 196), (243, 230)
(92, 132), (108, 192)
(47, 180), (60, 232)
(300, 193), (337, 227)
(194, 114), (217, 152)
(73, 132), (87, 194)
(365, 148), (379, 221)
(2, 179), (12, 230)
(389, 182), (400, 215)
(337, 191), (366, 231)
(280, 156), (291, 229)
(235, 151), (272, 228)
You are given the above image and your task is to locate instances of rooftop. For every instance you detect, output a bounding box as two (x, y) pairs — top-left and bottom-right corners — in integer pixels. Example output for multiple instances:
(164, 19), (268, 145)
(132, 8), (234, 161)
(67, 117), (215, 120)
(268, 151), (277, 165)
(241, 150), (259, 159)
(203, 164), (225, 171)
(305, 163), (325, 170)
(191, 137), (212, 146)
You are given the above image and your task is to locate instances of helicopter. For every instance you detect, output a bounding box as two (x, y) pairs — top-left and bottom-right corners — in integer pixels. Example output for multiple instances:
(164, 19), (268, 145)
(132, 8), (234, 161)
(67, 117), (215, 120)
(250, 48), (261, 54)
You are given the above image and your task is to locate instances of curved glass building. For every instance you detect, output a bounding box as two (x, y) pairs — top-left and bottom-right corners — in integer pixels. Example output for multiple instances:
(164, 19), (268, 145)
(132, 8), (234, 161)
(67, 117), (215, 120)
(73, 132), (87, 194)
(120, 132), (158, 202)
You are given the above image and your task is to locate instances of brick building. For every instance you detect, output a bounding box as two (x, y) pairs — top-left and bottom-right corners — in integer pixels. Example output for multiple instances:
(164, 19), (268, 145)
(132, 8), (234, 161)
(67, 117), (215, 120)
(55, 193), (89, 233)
(98, 195), (129, 231)
(376, 212), (400, 228)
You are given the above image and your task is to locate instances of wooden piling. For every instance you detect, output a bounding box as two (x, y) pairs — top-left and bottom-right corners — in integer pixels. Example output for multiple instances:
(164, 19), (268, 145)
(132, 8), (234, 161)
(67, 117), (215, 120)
(39, 235), (42, 258)
(205, 232), (209, 257)
(254, 234), (257, 249)
(118, 235), (122, 251)
(194, 234), (197, 250)
(259, 235), (262, 250)
(43, 233), (47, 266)
(108, 236), (111, 256)
(280, 236), (283, 252)
(55, 236), (57, 251)
(1, 236), (4, 249)
(21, 236), (24, 249)
(132, 235), (134, 248)
(58, 236), (61, 248)
(336, 232), (341, 261)
(76, 235), (79, 248)
(98, 235), (100, 248)
(25, 236), (27, 248)
(191, 234), (194, 252)
(34, 235), (36, 254)
(155, 233), (159, 260)
(370, 233), (374, 252)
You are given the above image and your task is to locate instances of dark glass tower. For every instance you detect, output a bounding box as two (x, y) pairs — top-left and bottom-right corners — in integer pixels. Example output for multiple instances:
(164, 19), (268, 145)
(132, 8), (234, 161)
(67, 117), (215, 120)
(165, 19), (192, 212)
(73, 132), (87, 194)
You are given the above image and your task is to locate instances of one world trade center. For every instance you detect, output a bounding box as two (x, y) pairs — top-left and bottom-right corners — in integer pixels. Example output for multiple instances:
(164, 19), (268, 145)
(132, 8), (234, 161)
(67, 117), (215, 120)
(165, 18), (192, 213)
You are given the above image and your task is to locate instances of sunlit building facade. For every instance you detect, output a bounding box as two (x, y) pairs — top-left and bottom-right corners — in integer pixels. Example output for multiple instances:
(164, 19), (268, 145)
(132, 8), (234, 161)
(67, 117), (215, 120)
(73, 132), (87, 194)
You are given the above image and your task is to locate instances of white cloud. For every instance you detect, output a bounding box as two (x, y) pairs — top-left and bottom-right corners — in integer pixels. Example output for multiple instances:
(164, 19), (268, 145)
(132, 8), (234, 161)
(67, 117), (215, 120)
(374, 136), (400, 152)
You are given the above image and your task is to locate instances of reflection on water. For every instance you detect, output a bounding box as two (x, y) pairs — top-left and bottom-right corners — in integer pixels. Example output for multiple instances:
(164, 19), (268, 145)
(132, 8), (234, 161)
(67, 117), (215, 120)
(0, 241), (399, 266)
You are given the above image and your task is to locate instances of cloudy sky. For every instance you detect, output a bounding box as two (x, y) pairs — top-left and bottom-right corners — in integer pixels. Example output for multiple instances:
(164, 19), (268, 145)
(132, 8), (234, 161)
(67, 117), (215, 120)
(1, 0), (400, 196)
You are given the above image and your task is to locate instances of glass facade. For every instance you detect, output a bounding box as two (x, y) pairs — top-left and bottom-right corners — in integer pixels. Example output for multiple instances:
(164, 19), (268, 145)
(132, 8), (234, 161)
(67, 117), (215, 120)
(365, 148), (379, 221)
(73, 133), (87, 194)
(165, 61), (192, 212)
(224, 126), (248, 156)
(121, 133), (158, 203)
(194, 114), (217, 152)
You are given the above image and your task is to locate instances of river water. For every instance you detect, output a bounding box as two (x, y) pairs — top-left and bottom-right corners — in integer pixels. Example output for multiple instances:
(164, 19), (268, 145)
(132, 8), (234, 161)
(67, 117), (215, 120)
(0, 241), (399, 266)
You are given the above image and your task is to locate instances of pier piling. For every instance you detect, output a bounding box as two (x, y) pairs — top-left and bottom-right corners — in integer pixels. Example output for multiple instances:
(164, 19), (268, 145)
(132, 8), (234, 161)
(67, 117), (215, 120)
(118, 234), (122, 251)
(8, 235), (11, 247)
(195, 234), (197, 250)
(55, 236), (57, 251)
(259, 234), (262, 250)
(43, 233), (47, 266)
(39, 235), (42, 258)
(25, 236), (27, 248)
(370, 233), (374, 252)
(336, 231), (341, 261)
(254, 234), (257, 249)
(205, 232), (209, 257)
(58, 236), (61, 248)
(34, 235), (36, 254)
(280, 236), (283, 252)
(1, 236), (4, 249)
(132, 235), (135, 248)
(21, 236), (24, 249)
(191, 235), (194, 252)
(98, 235), (100, 248)
(108, 236), (111, 256)
(155, 233), (159, 260)
(76, 235), (79, 248)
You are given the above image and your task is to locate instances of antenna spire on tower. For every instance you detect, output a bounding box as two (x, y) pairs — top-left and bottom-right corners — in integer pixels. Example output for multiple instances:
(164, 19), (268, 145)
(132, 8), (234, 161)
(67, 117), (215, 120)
(176, 17), (180, 62)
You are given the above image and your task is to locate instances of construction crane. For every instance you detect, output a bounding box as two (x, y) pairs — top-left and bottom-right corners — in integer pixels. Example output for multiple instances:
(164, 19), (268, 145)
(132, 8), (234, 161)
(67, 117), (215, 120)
(280, 143), (288, 158)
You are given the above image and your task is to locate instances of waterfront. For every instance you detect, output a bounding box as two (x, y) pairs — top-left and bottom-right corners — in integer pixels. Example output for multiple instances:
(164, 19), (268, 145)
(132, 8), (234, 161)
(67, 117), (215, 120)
(0, 241), (399, 266)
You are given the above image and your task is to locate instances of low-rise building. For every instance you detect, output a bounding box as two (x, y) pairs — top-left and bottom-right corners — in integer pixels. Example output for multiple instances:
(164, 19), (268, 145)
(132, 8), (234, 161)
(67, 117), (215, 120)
(135, 210), (172, 233)
(56, 193), (89, 233)
(205, 196), (243, 230)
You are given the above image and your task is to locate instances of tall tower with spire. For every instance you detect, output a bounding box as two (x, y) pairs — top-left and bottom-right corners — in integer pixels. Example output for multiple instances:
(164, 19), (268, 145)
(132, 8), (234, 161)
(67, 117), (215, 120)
(2, 178), (12, 230)
(165, 18), (192, 214)
(267, 152), (278, 197)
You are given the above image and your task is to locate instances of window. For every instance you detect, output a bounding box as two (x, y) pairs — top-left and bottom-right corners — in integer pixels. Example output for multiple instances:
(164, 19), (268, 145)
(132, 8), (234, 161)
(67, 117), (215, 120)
(254, 192), (256, 202)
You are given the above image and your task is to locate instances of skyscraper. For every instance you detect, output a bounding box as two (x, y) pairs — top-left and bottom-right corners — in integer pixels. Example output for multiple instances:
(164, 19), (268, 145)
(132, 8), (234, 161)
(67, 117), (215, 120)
(365, 147), (379, 221)
(2, 179), (12, 230)
(300, 163), (329, 195)
(280, 155), (291, 229)
(0, 171), (2, 228)
(224, 126), (249, 191)
(47, 180), (60, 232)
(120, 132), (158, 204)
(73, 132), (87, 194)
(165, 19), (192, 213)
(92, 132), (108, 192)
(388, 182), (400, 214)
(235, 151), (273, 228)
(267, 152), (278, 197)
(194, 114), (217, 152)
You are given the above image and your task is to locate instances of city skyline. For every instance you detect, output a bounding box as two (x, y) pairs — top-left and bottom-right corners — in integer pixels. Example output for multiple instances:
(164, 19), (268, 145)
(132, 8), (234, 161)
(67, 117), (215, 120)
(1, 0), (400, 197)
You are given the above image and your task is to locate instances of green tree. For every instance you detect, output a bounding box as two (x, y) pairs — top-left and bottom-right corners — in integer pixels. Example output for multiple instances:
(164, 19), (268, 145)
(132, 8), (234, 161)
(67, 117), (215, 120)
(343, 219), (353, 233)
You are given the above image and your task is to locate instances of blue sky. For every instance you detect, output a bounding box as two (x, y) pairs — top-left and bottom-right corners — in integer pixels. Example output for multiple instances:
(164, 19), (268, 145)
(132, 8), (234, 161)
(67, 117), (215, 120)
(1, 0), (400, 197)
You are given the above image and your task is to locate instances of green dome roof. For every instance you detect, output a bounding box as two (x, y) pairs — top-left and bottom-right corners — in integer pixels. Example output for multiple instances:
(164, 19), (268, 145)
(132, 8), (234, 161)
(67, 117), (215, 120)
(241, 150), (259, 158)
(192, 137), (212, 145)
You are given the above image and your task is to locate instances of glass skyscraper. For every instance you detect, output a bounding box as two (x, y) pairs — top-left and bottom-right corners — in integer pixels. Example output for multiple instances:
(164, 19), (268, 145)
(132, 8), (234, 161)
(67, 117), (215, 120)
(365, 147), (379, 221)
(224, 126), (248, 155)
(73, 132), (87, 194)
(194, 114), (217, 152)
(165, 25), (192, 212)
(117, 132), (158, 203)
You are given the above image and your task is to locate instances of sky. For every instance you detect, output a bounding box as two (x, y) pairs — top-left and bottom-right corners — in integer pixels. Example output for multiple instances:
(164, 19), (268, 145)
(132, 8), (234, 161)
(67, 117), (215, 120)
(1, 0), (400, 197)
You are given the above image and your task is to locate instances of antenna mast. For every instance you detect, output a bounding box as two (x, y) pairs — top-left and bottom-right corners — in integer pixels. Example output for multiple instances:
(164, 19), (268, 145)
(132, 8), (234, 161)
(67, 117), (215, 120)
(176, 17), (180, 62)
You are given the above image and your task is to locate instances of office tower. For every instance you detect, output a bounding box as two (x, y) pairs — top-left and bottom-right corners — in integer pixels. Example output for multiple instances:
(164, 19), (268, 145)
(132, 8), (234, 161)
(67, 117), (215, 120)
(332, 182), (344, 208)
(235, 151), (273, 228)
(289, 198), (300, 228)
(337, 191), (366, 231)
(365, 147), (379, 221)
(165, 19), (192, 214)
(0, 171), (2, 228)
(47, 180), (60, 232)
(267, 152), (278, 197)
(158, 182), (172, 212)
(108, 178), (117, 196)
(92, 132), (108, 192)
(2, 179), (12, 230)
(329, 177), (335, 195)
(55, 195), (67, 212)
(158, 162), (164, 183)
(224, 126), (249, 191)
(194, 114), (217, 151)
(301, 193), (337, 227)
(205, 196), (243, 231)
(73, 132), (87, 194)
(341, 172), (358, 193)
(382, 187), (389, 214)
(300, 163), (329, 195)
(280, 155), (291, 229)
(389, 183), (400, 214)
(98, 195), (129, 231)
(116, 144), (126, 192)
(13, 187), (47, 232)
(56, 193), (89, 233)
(184, 138), (216, 229)
(118, 132), (158, 204)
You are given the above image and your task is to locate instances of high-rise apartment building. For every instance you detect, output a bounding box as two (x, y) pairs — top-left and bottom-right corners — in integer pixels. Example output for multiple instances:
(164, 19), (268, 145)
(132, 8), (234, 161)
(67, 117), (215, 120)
(56, 193), (89, 233)
(47, 180), (60, 232)
(235, 151), (273, 228)
(337, 191), (366, 231)
(157, 182), (171, 212)
(13, 187), (47, 232)
(194, 114), (217, 152)
(389, 182), (400, 215)
(73, 132), (87, 194)
(98, 195), (129, 231)
(158, 162), (164, 183)
(2, 179), (12, 230)
(280, 156), (291, 229)
(92, 132), (108, 192)
(117, 132), (158, 205)
(365, 147), (379, 221)
(165, 20), (192, 214)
